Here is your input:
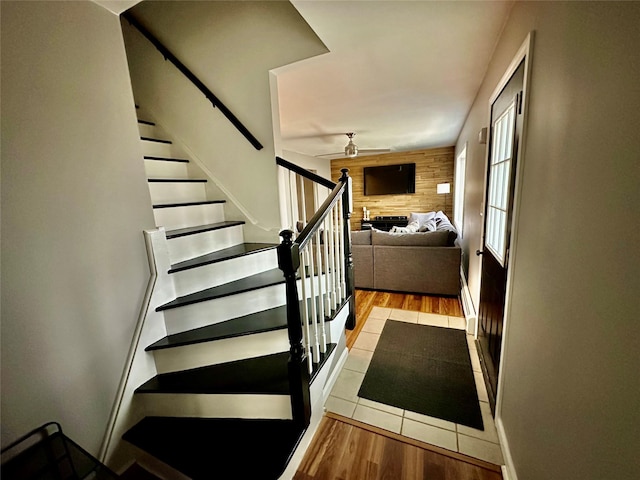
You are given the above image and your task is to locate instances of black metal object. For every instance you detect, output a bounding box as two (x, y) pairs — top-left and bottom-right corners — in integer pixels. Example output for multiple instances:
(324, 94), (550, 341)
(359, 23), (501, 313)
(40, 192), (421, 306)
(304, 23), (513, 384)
(123, 12), (263, 151)
(275, 157), (337, 190)
(277, 229), (311, 428)
(339, 169), (356, 330)
(1, 422), (118, 480)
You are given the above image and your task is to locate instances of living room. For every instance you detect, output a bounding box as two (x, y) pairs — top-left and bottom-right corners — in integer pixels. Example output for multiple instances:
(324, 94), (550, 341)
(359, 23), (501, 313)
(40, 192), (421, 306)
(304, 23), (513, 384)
(2, 2), (638, 480)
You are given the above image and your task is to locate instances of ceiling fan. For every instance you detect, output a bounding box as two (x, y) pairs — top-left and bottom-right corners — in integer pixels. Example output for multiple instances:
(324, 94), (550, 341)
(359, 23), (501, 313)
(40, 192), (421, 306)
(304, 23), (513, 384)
(316, 133), (391, 159)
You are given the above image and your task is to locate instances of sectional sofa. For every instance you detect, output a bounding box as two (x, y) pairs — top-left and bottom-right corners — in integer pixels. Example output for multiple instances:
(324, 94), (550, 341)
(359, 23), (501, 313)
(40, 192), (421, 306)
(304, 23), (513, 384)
(351, 229), (461, 296)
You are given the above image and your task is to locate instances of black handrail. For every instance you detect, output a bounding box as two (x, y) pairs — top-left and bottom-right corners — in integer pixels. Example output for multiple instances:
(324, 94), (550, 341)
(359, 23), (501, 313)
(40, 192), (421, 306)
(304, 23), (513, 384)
(123, 12), (263, 151)
(295, 180), (344, 251)
(276, 156), (337, 190)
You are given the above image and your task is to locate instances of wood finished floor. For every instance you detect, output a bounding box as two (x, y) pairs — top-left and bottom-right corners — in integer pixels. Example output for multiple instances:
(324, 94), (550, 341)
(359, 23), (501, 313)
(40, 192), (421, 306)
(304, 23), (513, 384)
(294, 416), (502, 480)
(295, 290), (498, 480)
(347, 289), (464, 349)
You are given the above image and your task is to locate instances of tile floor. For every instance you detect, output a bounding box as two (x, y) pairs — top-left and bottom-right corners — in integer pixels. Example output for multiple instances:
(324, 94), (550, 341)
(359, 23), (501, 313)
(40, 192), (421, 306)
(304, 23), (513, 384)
(325, 306), (504, 465)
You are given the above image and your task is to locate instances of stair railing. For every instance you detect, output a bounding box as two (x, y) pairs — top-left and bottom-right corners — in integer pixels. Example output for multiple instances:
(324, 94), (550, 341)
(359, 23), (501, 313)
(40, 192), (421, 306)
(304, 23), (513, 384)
(276, 160), (355, 427)
(123, 12), (263, 151)
(276, 156), (337, 233)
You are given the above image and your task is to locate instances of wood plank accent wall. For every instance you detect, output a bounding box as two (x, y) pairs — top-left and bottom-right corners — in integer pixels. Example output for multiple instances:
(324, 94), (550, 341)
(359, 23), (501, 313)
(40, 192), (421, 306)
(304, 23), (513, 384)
(330, 147), (455, 231)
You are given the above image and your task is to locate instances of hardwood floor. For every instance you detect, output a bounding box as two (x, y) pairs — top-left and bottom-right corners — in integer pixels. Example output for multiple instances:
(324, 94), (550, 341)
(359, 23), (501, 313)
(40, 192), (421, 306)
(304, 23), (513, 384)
(294, 416), (502, 480)
(294, 289), (495, 479)
(347, 289), (464, 349)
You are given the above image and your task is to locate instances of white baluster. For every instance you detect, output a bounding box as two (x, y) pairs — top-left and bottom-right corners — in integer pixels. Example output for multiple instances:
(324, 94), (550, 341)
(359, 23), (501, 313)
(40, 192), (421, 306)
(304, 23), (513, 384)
(322, 215), (332, 318)
(337, 197), (346, 301)
(298, 249), (313, 373)
(333, 202), (343, 302)
(306, 243), (320, 364)
(327, 205), (337, 310)
(315, 229), (327, 354)
(299, 175), (307, 225)
(291, 171), (300, 232)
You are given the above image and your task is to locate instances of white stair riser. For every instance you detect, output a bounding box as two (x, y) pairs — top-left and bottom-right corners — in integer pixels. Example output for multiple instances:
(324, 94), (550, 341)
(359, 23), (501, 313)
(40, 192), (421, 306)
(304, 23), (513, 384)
(138, 123), (158, 138)
(172, 249), (278, 297)
(162, 275), (327, 335)
(139, 393), (292, 419)
(154, 203), (225, 231)
(140, 140), (185, 158)
(167, 225), (244, 264)
(148, 182), (207, 205)
(163, 284), (286, 335)
(144, 160), (189, 178)
(153, 329), (289, 374)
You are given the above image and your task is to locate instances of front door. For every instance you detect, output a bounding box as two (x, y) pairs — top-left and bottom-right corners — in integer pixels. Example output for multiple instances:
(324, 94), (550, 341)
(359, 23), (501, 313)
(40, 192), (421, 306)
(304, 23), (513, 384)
(476, 61), (524, 414)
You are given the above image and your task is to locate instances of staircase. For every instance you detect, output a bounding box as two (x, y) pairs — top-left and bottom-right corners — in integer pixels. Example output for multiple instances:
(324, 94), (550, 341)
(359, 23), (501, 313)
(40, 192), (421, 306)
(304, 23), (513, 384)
(119, 111), (348, 479)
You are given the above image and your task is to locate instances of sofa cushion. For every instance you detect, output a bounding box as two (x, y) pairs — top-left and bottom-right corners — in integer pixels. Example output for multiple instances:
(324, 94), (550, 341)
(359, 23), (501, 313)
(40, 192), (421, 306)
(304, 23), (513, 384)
(374, 245), (461, 296)
(352, 245), (374, 289)
(372, 229), (450, 247)
(351, 229), (372, 245)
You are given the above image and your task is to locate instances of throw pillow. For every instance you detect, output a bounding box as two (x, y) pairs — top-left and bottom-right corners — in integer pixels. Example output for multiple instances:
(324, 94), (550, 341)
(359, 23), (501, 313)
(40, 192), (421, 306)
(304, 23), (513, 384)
(418, 219), (437, 232)
(409, 211), (436, 229)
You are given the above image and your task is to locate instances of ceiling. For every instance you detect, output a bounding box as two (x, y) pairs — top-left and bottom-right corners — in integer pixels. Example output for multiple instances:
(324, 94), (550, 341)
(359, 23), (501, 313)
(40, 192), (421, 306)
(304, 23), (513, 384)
(278, 1), (514, 159)
(93, 0), (142, 15)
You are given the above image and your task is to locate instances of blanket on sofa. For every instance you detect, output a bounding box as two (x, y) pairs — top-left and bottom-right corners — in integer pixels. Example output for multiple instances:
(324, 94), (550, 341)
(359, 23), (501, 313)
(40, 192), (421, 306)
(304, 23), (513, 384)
(389, 210), (456, 235)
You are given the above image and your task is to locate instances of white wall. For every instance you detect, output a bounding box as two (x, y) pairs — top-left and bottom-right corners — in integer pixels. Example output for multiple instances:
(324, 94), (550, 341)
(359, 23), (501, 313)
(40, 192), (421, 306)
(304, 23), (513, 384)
(1, 1), (155, 455)
(281, 150), (332, 181)
(121, 1), (328, 242)
(455, 2), (640, 479)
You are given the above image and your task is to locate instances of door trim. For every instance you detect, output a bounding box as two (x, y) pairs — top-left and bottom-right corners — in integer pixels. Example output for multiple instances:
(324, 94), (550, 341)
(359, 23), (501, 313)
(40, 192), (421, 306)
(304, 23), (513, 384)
(477, 31), (534, 421)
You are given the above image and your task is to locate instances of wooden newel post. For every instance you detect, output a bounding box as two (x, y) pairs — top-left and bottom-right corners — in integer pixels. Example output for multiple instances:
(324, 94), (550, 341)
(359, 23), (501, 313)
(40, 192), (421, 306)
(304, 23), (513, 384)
(339, 169), (356, 330)
(277, 229), (311, 428)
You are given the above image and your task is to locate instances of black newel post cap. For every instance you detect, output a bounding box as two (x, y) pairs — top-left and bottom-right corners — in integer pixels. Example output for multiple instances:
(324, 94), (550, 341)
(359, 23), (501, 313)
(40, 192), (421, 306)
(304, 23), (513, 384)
(278, 229), (300, 272)
(279, 229), (294, 244)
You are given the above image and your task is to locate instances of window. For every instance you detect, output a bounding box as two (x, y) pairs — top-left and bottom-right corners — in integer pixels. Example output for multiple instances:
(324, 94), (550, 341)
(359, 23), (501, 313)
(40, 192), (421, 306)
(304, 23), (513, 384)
(454, 145), (467, 236)
(485, 100), (516, 265)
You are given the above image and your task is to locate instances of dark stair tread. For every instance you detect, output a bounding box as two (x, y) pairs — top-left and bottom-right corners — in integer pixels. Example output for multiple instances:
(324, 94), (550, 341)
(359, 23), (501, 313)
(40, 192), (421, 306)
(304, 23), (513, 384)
(147, 304), (288, 351)
(156, 267), (282, 311)
(153, 200), (226, 210)
(168, 242), (277, 273)
(140, 136), (171, 144)
(147, 296), (340, 351)
(137, 343), (337, 394)
(136, 351), (291, 395)
(147, 178), (206, 183)
(119, 463), (162, 480)
(165, 220), (245, 240)
(137, 119), (155, 126)
(144, 155), (189, 163)
(123, 417), (305, 480)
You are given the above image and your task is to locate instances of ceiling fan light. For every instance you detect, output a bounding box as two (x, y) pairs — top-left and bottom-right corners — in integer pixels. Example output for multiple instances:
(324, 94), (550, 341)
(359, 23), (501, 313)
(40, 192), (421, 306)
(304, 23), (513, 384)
(345, 140), (358, 157)
(344, 133), (358, 157)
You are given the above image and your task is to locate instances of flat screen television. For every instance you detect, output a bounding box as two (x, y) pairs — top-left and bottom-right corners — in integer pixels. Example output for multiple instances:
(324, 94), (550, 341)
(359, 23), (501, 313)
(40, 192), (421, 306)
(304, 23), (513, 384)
(363, 163), (416, 195)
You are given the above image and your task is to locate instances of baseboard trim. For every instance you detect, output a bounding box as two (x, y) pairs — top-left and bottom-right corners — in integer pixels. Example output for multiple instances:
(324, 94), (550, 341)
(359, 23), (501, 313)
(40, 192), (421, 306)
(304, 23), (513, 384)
(460, 266), (477, 336)
(322, 346), (349, 402)
(496, 416), (518, 480)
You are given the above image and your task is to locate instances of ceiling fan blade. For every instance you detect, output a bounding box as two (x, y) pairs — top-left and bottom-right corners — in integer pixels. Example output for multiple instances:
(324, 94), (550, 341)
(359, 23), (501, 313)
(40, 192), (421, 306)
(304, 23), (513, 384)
(315, 148), (391, 158)
(359, 148), (391, 154)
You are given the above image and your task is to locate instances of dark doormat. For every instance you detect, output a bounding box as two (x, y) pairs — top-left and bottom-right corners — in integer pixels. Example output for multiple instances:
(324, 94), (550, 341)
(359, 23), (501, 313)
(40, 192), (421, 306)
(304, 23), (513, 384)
(358, 320), (484, 430)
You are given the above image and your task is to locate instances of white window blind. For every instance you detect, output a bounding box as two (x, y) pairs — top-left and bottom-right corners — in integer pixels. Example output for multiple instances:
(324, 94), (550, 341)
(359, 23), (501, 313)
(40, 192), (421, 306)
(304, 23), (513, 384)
(485, 101), (516, 265)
